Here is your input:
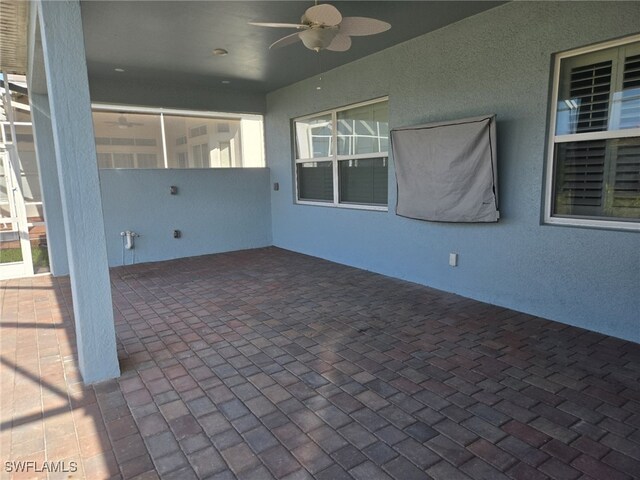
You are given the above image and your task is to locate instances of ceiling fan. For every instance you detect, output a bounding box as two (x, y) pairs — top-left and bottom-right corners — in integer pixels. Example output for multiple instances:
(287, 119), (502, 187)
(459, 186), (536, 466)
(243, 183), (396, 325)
(250, 3), (391, 52)
(105, 114), (144, 129)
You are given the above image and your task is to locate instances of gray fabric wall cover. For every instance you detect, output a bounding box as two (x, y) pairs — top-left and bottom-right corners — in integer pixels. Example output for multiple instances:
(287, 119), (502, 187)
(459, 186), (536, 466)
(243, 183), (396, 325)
(392, 115), (499, 223)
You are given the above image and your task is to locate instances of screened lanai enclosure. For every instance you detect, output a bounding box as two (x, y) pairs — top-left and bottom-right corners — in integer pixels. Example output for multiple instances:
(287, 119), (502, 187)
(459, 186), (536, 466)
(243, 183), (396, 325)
(0, 74), (49, 277)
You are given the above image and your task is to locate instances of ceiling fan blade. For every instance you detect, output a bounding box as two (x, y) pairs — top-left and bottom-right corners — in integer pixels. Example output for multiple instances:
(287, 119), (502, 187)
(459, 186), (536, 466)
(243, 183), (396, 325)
(326, 33), (352, 52)
(249, 22), (306, 29)
(270, 32), (302, 50)
(304, 4), (342, 26)
(339, 17), (391, 36)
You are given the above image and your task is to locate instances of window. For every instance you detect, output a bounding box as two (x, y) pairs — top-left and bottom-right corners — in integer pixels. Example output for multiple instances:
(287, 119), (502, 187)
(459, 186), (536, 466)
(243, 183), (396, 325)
(219, 141), (231, 167)
(177, 152), (188, 168)
(92, 106), (265, 169)
(192, 143), (209, 168)
(546, 36), (640, 230)
(137, 153), (159, 169)
(294, 98), (389, 209)
(113, 153), (135, 168)
(97, 153), (113, 169)
(189, 125), (207, 138)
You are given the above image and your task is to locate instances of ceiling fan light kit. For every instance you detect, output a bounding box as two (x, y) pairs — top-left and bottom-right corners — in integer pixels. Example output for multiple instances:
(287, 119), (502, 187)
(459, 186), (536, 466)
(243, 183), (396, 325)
(250, 3), (391, 53)
(299, 28), (337, 51)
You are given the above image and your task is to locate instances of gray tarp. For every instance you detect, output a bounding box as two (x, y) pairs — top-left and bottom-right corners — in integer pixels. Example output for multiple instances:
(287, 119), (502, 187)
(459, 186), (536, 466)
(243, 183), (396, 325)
(392, 115), (499, 223)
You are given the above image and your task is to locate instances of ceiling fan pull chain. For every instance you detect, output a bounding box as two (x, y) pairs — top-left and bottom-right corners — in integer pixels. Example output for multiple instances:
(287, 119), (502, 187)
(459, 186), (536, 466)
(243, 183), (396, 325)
(316, 51), (323, 90)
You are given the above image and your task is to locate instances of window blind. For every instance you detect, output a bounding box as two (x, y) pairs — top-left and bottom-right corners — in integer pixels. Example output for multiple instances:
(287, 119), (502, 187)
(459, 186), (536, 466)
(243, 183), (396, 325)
(297, 162), (333, 201)
(338, 158), (388, 205)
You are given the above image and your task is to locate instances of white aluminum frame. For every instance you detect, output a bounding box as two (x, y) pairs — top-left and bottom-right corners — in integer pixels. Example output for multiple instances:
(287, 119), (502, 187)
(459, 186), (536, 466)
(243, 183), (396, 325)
(1, 72), (34, 279)
(544, 34), (640, 231)
(294, 97), (389, 212)
(93, 103), (263, 122)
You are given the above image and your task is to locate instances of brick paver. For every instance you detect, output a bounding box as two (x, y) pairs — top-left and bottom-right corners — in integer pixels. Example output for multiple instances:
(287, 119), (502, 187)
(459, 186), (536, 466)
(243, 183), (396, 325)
(1, 247), (639, 479)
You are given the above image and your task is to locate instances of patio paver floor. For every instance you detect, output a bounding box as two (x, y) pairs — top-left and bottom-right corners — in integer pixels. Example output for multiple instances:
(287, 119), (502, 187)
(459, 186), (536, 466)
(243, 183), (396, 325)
(1, 247), (639, 479)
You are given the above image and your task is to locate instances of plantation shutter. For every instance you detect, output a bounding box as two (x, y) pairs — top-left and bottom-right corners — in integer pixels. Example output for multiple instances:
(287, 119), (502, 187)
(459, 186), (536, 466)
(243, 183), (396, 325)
(620, 53), (640, 129)
(611, 53), (640, 216)
(555, 59), (612, 214)
(555, 140), (606, 214)
(554, 44), (640, 219)
(613, 141), (640, 214)
(570, 60), (612, 133)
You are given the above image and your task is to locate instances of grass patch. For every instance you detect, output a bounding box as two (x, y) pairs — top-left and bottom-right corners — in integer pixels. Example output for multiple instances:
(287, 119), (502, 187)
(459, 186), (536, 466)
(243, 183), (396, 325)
(0, 246), (49, 271)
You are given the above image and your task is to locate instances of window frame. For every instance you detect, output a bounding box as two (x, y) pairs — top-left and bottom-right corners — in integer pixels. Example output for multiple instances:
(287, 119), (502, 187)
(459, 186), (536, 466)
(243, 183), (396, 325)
(544, 34), (640, 231)
(294, 97), (389, 212)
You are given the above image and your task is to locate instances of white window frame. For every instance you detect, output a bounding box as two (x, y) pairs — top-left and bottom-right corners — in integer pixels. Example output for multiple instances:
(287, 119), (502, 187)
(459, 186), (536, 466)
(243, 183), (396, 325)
(294, 97), (389, 212)
(92, 103), (265, 170)
(544, 34), (640, 231)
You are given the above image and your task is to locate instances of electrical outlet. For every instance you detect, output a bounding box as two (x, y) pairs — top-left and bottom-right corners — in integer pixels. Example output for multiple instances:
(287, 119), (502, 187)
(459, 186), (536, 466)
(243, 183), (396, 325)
(173, 230), (181, 239)
(449, 253), (458, 267)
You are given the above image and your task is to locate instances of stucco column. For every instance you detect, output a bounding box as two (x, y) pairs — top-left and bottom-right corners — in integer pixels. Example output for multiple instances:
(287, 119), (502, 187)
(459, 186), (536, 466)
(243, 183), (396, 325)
(33, 0), (119, 383)
(29, 94), (69, 277)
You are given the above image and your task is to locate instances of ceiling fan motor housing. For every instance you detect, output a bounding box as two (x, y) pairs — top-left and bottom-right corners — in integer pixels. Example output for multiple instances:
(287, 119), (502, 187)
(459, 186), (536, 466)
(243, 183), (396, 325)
(299, 28), (338, 51)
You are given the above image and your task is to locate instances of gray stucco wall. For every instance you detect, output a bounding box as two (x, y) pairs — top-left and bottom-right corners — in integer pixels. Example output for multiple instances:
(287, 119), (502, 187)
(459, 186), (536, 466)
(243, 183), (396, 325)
(266, 2), (640, 342)
(100, 168), (272, 267)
